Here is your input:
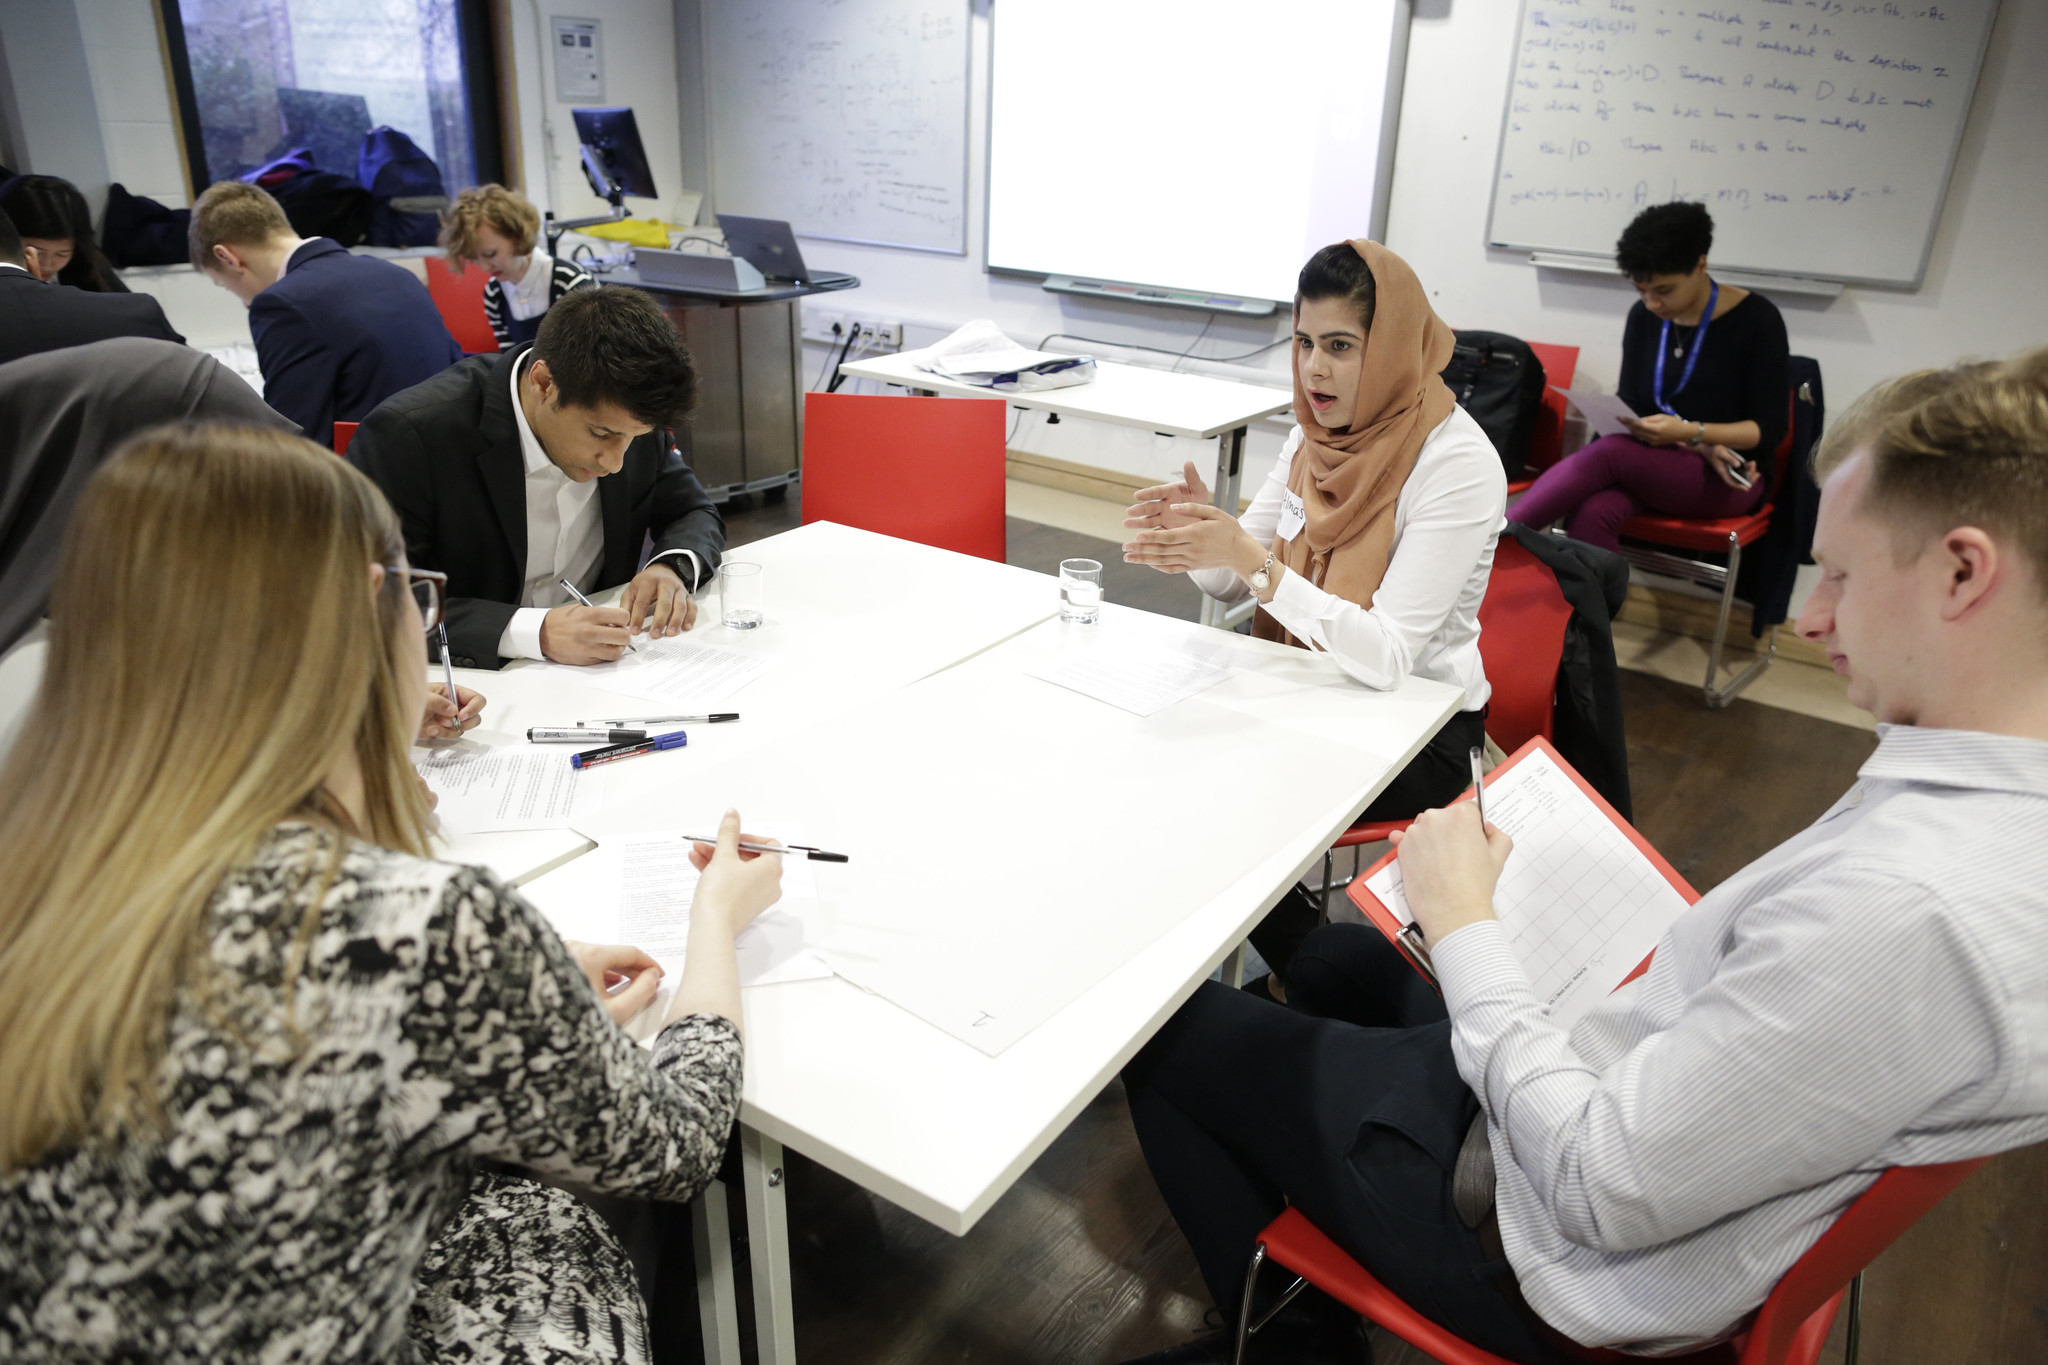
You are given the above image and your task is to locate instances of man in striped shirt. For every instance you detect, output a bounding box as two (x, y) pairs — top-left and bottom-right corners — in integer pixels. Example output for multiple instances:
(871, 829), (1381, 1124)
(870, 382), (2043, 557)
(1121, 348), (2048, 1365)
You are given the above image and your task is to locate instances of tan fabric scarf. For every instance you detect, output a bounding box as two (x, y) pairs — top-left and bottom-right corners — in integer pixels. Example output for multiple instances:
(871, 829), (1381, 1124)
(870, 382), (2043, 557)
(1252, 240), (1458, 650)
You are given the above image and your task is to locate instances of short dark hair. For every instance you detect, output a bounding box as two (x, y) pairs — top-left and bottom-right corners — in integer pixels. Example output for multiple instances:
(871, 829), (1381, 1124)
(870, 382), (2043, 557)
(1615, 202), (1714, 281)
(1295, 243), (1377, 329)
(533, 286), (696, 429)
(0, 174), (119, 290)
(0, 207), (22, 267)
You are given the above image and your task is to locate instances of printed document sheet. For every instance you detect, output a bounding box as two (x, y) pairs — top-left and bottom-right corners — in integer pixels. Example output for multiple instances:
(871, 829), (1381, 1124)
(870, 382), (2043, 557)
(1556, 387), (1639, 440)
(610, 830), (831, 989)
(416, 745), (606, 834)
(1026, 643), (1236, 717)
(578, 636), (776, 707)
(1362, 747), (1688, 1028)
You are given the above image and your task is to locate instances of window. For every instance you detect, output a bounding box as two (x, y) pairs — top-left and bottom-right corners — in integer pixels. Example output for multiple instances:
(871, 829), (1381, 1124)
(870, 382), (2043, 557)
(161, 0), (502, 194)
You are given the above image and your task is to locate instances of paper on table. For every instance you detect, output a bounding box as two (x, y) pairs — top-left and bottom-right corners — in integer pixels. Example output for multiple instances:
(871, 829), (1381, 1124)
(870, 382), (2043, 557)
(416, 745), (605, 833)
(613, 830), (831, 989)
(1361, 748), (1688, 1029)
(577, 636), (776, 707)
(1025, 644), (1236, 717)
(1555, 387), (1640, 440)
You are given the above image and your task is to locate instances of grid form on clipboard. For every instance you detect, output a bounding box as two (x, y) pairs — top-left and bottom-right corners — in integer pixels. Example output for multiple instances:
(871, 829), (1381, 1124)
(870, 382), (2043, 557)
(1356, 740), (1698, 1030)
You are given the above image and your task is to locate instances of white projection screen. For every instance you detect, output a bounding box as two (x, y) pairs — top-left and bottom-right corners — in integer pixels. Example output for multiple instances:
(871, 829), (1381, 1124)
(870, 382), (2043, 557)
(986, 0), (1409, 304)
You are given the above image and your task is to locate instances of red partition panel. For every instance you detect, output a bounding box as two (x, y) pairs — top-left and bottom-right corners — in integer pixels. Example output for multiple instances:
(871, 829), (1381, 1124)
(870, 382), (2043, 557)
(801, 392), (1008, 562)
(424, 257), (500, 356)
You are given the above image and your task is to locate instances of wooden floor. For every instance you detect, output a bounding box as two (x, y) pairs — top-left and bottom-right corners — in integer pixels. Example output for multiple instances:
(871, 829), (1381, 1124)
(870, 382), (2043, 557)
(668, 503), (2048, 1365)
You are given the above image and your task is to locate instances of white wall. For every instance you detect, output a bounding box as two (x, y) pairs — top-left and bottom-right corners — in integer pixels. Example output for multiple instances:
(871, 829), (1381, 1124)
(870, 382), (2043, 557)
(75, 0), (188, 209)
(680, 0), (2046, 488)
(1383, 0), (2048, 415)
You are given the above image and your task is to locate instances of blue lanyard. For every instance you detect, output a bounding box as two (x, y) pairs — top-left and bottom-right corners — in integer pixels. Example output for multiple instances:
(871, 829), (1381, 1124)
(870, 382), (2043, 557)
(1653, 279), (1717, 416)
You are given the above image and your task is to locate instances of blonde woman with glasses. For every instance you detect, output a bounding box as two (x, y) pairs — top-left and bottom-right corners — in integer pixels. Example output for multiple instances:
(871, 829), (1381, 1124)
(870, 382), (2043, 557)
(0, 424), (783, 1363)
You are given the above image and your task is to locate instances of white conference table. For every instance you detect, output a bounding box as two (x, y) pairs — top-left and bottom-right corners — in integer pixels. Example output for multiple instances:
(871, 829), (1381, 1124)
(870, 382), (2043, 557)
(837, 351), (1291, 631)
(452, 521), (1461, 1364)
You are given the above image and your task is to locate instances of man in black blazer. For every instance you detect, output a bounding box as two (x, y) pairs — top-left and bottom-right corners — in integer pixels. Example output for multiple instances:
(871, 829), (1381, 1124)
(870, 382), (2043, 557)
(348, 285), (724, 669)
(0, 208), (184, 365)
(191, 180), (460, 449)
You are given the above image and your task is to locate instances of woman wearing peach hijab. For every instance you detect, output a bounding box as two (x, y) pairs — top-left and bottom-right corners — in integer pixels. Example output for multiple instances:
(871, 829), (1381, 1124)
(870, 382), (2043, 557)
(1123, 241), (1506, 998)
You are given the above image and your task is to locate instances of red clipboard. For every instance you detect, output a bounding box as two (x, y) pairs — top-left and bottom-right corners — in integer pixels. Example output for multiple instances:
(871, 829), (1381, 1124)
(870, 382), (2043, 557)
(1346, 736), (1701, 991)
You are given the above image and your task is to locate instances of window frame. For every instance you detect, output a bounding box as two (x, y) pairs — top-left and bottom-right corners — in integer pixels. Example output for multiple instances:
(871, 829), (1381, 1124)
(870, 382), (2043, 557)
(155, 0), (507, 199)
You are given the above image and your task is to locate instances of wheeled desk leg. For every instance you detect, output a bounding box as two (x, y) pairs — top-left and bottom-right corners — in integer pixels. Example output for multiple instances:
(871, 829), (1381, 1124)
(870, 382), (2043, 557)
(743, 1127), (796, 1363)
(1200, 424), (1250, 631)
(690, 1183), (742, 1364)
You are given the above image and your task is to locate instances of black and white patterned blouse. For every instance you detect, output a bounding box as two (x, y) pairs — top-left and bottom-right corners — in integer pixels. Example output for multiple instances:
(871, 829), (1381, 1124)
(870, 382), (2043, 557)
(483, 255), (593, 348)
(1, 823), (742, 1363)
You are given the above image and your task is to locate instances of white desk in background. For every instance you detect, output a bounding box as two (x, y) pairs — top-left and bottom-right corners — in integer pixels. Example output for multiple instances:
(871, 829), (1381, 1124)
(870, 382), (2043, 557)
(500, 548), (1460, 1362)
(836, 351), (1291, 632)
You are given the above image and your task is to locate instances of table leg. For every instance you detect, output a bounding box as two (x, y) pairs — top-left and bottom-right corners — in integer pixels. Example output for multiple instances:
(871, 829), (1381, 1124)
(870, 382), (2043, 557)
(743, 1127), (796, 1363)
(691, 1183), (742, 1364)
(1220, 941), (1247, 989)
(1201, 424), (1250, 630)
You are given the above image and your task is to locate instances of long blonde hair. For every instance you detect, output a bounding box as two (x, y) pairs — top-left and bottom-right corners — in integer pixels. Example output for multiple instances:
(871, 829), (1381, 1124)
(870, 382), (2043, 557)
(0, 424), (433, 1172)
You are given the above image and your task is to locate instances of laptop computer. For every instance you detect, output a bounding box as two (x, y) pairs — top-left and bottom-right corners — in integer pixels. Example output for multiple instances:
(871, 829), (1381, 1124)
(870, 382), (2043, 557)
(715, 214), (857, 289)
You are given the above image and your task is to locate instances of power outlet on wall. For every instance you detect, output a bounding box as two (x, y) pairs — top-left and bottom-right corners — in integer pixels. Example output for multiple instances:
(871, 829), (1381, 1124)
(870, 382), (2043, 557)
(799, 309), (904, 351)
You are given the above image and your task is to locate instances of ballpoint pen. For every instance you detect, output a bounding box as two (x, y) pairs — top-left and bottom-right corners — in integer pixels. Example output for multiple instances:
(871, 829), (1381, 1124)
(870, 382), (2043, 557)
(558, 575), (637, 652)
(679, 834), (850, 864)
(1470, 746), (1488, 826)
(574, 714), (740, 726)
(435, 621), (462, 732)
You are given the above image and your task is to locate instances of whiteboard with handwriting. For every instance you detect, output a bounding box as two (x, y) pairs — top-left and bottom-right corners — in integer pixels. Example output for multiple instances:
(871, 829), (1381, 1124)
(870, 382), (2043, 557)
(705, 0), (970, 253)
(1486, 0), (1999, 286)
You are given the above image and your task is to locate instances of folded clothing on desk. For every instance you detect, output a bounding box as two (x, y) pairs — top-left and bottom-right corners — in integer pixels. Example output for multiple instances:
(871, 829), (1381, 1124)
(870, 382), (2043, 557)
(910, 318), (1096, 392)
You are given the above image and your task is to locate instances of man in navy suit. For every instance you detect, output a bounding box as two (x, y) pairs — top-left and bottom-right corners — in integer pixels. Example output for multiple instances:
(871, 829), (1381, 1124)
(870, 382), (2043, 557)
(0, 208), (184, 366)
(189, 180), (460, 448)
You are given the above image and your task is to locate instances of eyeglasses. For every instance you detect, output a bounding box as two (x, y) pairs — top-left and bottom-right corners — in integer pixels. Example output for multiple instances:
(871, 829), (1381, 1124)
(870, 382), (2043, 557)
(386, 565), (448, 633)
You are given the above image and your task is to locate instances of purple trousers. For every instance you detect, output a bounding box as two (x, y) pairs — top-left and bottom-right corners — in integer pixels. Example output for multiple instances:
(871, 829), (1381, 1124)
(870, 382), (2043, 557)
(1510, 434), (1765, 551)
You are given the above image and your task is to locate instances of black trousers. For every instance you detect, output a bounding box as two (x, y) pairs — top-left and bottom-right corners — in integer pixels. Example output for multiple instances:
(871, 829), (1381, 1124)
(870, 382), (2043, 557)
(1249, 705), (1489, 979)
(1124, 923), (1576, 1365)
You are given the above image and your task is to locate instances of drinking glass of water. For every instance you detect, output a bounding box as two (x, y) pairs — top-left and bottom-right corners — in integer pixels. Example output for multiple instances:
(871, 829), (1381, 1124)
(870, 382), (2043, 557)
(720, 561), (763, 629)
(1059, 558), (1102, 624)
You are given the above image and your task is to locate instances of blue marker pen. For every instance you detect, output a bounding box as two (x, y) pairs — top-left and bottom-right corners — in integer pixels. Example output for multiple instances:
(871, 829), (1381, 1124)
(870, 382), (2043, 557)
(570, 729), (687, 770)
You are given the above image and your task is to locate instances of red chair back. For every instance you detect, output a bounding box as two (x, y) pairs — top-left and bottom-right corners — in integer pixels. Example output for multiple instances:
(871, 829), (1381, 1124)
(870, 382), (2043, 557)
(1475, 536), (1572, 753)
(332, 421), (359, 456)
(1250, 1156), (1989, 1365)
(424, 257), (500, 356)
(801, 392), (1008, 562)
(1524, 341), (1580, 480)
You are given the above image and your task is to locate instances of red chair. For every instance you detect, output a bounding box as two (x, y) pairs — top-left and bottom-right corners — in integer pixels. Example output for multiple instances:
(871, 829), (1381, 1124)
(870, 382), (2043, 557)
(800, 392), (1007, 562)
(1513, 342), (1581, 496)
(1234, 1157), (1989, 1365)
(1613, 389), (1803, 708)
(332, 421), (359, 456)
(1316, 535), (1573, 909)
(424, 257), (500, 356)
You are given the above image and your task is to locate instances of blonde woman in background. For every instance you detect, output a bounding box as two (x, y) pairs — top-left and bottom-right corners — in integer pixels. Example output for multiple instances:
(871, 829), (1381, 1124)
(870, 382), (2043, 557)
(441, 184), (594, 348)
(0, 424), (782, 1363)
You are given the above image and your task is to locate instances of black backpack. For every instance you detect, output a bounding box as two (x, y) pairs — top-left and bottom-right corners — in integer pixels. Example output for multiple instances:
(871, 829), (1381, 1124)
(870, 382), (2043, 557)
(1441, 330), (1547, 480)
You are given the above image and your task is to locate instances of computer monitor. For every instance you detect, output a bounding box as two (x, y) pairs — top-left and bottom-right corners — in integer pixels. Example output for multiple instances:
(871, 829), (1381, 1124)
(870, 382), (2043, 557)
(570, 107), (658, 204)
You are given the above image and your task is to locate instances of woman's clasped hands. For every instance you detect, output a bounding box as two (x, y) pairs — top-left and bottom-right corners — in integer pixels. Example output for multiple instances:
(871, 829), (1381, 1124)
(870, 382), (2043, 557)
(1122, 460), (1268, 578)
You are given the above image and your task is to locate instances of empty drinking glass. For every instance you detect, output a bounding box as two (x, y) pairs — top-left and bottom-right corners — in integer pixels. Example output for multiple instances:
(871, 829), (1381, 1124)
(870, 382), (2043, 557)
(1059, 558), (1102, 624)
(720, 561), (763, 629)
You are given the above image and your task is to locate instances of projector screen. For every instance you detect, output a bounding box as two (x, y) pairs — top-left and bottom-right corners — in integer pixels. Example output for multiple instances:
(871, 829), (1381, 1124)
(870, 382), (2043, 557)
(986, 0), (1408, 305)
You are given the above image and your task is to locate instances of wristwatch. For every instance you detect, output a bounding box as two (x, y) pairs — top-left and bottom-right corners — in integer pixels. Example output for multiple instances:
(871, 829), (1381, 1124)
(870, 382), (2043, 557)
(1688, 422), (1706, 447)
(1248, 553), (1276, 595)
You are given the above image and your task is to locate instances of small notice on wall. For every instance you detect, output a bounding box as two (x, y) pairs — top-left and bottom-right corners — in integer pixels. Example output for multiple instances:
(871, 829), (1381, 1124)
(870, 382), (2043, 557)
(551, 17), (603, 103)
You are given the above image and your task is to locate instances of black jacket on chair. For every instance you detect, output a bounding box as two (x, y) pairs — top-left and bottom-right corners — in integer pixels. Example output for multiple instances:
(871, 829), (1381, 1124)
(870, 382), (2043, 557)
(346, 345), (725, 669)
(0, 267), (183, 366)
(1503, 522), (1633, 821)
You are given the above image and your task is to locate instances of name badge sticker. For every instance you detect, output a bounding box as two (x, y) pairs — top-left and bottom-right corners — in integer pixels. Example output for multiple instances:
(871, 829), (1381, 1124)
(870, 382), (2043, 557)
(1276, 488), (1307, 542)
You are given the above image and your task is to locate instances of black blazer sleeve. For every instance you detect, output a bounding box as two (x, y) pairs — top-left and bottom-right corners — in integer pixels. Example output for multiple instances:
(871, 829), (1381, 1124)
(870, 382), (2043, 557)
(1615, 304), (1654, 418)
(645, 429), (725, 588)
(348, 403), (520, 670)
(130, 292), (185, 346)
(251, 291), (337, 447)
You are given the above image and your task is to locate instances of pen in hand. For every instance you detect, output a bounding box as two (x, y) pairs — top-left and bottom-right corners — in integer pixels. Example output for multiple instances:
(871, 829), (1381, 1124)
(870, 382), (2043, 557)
(1469, 745), (1488, 826)
(559, 575), (637, 653)
(680, 833), (850, 864)
(434, 621), (462, 737)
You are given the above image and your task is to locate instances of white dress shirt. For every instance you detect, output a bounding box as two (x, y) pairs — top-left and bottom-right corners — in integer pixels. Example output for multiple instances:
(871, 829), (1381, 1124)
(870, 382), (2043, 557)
(496, 353), (700, 660)
(1190, 406), (1504, 711)
(1433, 726), (2048, 1351)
